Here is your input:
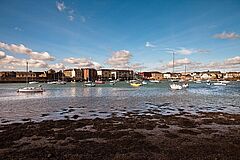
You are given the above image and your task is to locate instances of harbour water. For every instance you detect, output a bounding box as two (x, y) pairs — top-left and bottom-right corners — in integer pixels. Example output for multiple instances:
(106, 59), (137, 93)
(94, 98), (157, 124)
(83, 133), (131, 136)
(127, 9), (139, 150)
(0, 81), (240, 124)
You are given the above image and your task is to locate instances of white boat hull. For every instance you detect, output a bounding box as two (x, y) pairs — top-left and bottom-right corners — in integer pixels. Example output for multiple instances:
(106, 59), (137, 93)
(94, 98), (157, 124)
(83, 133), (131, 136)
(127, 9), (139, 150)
(182, 83), (189, 88)
(170, 84), (182, 90)
(47, 81), (57, 84)
(29, 81), (39, 84)
(149, 80), (160, 83)
(84, 83), (96, 87)
(213, 82), (226, 86)
(17, 87), (44, 93)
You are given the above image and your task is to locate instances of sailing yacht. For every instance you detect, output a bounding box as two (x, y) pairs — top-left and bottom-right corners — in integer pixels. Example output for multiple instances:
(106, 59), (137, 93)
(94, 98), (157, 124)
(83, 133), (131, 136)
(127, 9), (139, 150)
(182, 65), (189, 88)
(170, 52), (182, 90)
(17, 62), (44, 93)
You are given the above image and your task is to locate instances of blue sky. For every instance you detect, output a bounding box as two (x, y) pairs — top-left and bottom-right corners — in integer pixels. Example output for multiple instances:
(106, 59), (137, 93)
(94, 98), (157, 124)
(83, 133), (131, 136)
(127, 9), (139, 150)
(0, 0), (240, 72)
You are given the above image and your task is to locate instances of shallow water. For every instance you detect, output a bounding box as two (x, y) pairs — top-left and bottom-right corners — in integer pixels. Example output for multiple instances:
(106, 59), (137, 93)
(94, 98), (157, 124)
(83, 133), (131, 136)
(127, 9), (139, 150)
(0, 81), (239, 124)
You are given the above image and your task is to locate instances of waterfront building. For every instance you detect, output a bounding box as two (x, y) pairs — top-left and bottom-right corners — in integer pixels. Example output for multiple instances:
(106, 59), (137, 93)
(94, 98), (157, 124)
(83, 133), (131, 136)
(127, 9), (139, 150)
(138, 72), (152, 80)
(64, 69), (83, 81)
(0, 71), (16, 78)
(97, 69), (112, 81)
(224, 72), (240, 79)
(115, 70), (134, 80)
(82, 68), (97, 81)
(151, 72), (163, 80)
(163, 72), (172, 79)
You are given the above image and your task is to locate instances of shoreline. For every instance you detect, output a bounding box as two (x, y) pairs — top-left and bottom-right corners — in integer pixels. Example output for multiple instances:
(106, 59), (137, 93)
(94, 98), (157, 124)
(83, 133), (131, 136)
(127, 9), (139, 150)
(0, 111), (239, 159)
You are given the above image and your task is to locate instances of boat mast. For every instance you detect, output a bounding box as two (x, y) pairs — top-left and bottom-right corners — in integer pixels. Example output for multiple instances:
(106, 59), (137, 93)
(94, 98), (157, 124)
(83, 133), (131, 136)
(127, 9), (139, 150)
(172, 51), (175, 76)
(26, 61), (28, 85)
(185, 64), (186, 75)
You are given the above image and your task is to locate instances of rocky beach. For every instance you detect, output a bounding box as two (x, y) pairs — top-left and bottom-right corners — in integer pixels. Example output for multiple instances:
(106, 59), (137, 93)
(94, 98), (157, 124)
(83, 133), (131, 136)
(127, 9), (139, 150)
(0, 111), (239, 160)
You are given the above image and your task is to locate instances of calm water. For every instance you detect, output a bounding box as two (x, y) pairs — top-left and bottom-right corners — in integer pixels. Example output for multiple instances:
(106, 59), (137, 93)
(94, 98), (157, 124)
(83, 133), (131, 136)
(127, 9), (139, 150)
(0, 81), (240, 124)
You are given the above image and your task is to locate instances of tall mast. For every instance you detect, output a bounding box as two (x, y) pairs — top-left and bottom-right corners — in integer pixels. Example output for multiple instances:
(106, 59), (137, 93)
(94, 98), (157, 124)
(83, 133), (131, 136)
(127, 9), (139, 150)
(185, 64), (186, 75)
(172, 51), (175, 73)
(26, 61), (28, 85)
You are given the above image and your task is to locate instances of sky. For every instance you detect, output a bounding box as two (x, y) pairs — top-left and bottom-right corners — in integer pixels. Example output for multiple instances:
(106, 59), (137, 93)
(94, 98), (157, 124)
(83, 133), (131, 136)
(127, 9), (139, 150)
(0, 0), (240, 72)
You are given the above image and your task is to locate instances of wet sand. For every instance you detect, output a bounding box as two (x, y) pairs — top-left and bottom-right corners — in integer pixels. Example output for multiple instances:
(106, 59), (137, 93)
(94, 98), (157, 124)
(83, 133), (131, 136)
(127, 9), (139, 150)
(0, 111), (239, 160)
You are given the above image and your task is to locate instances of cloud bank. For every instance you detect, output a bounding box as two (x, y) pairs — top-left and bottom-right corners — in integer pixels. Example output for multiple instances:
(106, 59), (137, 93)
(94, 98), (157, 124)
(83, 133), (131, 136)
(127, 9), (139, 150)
(213, 32), (240, 39)
(0, 42), (55, 61)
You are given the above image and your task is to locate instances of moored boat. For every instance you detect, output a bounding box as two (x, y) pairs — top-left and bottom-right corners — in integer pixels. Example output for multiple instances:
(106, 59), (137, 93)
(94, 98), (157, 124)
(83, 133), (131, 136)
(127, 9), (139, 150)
(84, 82), (96, 87)
(170, 83), (182, 90)
(195, 80), (202, 83)
(47, 81), (57, 84)
(17, 86), (44, 93)
(182, 83), (189, 88)
(142, 81), (148, 85)
(29, 81), (39, 84)
(95, 80), (105, 84)
(220, 80), (230, 84)
(130, 82), (142, 87)
(213, 82), (226, 86)
(149, 80), (160, 83)
(17, 62), (45, 93)
(56, 80), (67, 85)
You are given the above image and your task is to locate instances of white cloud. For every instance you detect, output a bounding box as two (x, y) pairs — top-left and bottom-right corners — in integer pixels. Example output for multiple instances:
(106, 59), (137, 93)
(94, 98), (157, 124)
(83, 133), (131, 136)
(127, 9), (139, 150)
(64, 57), (102, 69)
(224, 56), (240, 65)
(14, 27), (22, 31)
(27, 59), (49, 68)
(145, 42), (156, 48)
(175, 48), (209, 55)
(0, 55), (21, 65)
(0, 53), (49, 70)
(0, 42), (55, 61)
(49, 63), (66, 70)
(213, 32), (240, 39)
(130, 63), (145, 70)
(167, 58), (192, 68)
(56, 1), (66, 11)
(175, 48), (193, 55)
(0, 51), (6, 59)
(106, 50), (132, 68)
(1, 65), (16, 70)
(68, 15), (74, 21)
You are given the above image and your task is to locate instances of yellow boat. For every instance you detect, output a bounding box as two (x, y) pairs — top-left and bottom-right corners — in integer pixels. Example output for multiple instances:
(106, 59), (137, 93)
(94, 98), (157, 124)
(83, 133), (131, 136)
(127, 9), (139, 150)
(130, 83), (142, 87)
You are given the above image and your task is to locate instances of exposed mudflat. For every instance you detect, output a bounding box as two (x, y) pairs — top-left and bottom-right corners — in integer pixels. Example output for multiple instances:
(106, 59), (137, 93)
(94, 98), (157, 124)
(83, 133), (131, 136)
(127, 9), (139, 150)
(0, 112), (239, 160)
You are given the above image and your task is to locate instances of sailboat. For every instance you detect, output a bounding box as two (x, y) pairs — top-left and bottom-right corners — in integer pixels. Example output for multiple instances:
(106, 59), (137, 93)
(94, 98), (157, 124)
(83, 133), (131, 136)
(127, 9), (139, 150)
(17, 62), (44, 93)
(56, 71), (66, 85)
(170, 51), (182, 90)
(182, 65), (189, 88)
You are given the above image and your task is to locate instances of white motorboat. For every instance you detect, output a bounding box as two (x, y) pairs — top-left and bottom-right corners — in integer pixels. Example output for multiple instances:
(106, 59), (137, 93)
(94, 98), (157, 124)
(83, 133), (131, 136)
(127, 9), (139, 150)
(56, 80), (66, 85)
(142, 81), (148, 85)
(206, 82), (212, 85)
(195, 80), (202, 83)
(220, 80), (230, 84)
(149, 80), (160, 83)
(109, 80), (116, 85)
(47, 81), (57, 84)
(170, 79), (179, 82)
(170, 83), (182, 90)
(17, 62), (45, 93)
(213, 82), (226, 86)
(29, 81), (39, 84)
(84, 82), (96, 87)
(182, 83), (189, 88)
(17, 86), (44, 93)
